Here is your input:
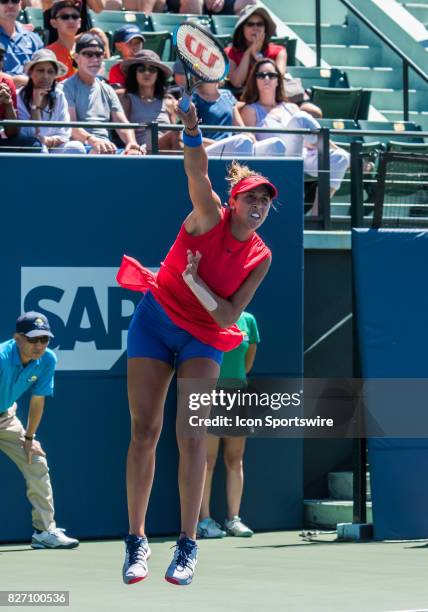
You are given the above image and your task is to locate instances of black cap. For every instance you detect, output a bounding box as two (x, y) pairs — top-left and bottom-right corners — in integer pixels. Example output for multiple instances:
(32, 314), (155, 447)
(75, 33), (105, 53)
(16, 312), (54, 338)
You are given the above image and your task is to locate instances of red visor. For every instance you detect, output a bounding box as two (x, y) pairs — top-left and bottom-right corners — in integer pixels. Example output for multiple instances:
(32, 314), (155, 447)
(230, 175), (278, 200)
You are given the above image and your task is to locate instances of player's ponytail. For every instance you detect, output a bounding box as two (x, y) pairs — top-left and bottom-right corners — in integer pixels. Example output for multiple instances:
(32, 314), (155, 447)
(226, 161), (264, 196)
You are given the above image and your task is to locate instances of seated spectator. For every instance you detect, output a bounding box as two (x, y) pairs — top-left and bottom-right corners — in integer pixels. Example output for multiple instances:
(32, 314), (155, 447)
(0, 0), (43, 87)
(154, 0), (254, 15)
(17, 48), (86, 153)
(240, 59), (350, 200)
(0, 42), (41, 151)
(120, 49), (178, 152)
(108, 25), (145, 88)
(225, 5), (286, 90)
(63, 33), (142, 154)
(46, 0), (81, 81)
(42, 0), (113, 46)
(193, 80), (257, 156)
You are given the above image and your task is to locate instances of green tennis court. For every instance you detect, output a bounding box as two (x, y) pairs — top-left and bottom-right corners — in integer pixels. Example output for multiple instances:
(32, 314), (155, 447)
(1, 531), (427, 611)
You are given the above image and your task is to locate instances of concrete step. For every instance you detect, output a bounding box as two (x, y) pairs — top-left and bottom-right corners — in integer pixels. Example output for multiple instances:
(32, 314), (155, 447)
(288, 23), (358, 45)
(328, 471), (371, 501)
(380, 109), (428, 130)
(344, 67), (400, 89)
(402, 3), (428, 23)
(370, 89), (422, 112)
(308, 44), (381, 67)
(304, 499), (373, 529)
(263, 1), (347, 24)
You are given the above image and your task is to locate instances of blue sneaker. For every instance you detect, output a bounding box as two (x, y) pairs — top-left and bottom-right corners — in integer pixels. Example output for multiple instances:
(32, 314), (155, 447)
(165, 537), (198, 586)
(122, 534), (151, 585)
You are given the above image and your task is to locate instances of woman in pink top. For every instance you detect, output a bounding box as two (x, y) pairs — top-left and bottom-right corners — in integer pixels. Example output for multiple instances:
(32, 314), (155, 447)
(117, 101), (278, 587)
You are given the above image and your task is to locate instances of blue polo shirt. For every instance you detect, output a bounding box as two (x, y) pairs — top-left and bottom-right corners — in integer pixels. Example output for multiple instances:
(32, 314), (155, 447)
(0, 339), (57, 411)
(0, 22), (43, 76)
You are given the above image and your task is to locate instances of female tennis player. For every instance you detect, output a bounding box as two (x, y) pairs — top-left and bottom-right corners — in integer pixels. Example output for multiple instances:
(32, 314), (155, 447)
(116, 100), (278, 586)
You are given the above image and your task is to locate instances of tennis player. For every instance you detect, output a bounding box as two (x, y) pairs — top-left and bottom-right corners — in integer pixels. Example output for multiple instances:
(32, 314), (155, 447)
(117, 100), (278, 586)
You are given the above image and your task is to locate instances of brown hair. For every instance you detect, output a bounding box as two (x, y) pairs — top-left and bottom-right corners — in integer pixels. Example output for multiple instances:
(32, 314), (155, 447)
(226, 161), (265, 195)
(232, 11), (271, 54)
(241, 58), (287, 105)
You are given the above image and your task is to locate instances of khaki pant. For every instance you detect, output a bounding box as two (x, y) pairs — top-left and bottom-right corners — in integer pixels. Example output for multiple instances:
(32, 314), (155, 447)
(0, 404), (56, 532)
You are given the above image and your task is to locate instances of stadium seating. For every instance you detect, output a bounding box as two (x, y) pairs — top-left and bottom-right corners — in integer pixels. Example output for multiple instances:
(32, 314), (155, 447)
(311, 86), (363, 120)
(211, 14), (237, 37)
(317, 119), (361, 146)
(358, 121), (424, 144)
(287, 67), (349, 90)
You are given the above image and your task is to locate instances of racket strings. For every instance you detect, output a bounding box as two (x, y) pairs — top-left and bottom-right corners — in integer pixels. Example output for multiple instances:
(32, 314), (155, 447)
(176, 24), (227, 81)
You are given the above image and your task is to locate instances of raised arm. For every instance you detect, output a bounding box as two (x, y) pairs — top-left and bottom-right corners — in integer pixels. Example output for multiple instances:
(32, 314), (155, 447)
(176, 102), (222, 234)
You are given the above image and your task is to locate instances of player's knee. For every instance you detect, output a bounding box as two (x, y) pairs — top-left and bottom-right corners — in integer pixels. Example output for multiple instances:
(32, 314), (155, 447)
(179, 436), (205, 456)
(131, 421), (162, 449)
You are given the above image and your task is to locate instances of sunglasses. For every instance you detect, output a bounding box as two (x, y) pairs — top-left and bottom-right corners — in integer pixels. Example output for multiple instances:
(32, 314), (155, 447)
(80, 50), (104, 58)
(56, 12), (80, 20)
(256, 71), (278, 80)
(0, 0), (20, 5)
(245, 20), (265, 27)
(136, 64), (158, 74)
(23, 335), (50, 345)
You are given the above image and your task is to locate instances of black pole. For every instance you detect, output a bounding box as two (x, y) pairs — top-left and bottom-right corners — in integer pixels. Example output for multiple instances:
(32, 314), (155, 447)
(402, 60), (409, 122)
(351, 228), (367, 524)
(150, 122), (159, 154)
(350, 141), (364, 228)
(317, 127), (331, 229)
(315, 0), (322, 66)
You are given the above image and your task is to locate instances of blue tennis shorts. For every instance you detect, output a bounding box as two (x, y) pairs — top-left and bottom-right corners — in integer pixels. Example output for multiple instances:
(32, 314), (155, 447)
(127, 292), (223, 368)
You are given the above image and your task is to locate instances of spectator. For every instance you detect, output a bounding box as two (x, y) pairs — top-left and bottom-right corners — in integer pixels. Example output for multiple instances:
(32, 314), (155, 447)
(42, 0), (112, 46)
(0, 42), (42, 151)
(240, 58), (350, 201)
(120, 49), (178, 151)
(156, 0), (254, 15)
(226, 4), (286, 90)
(63, 33), (143, 154)
(193, 80), (255, 156)
(198, 310), (260, 539)
(46, 0), (81, 81)
(108, 24), (145, 88)
(0, 0), (43, 87)
(17, 48), (86, 153)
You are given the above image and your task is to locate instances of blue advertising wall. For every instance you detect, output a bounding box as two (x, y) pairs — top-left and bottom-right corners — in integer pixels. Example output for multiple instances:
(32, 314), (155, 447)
(1, 155), (304, 541)
(353, 229), (428, 540)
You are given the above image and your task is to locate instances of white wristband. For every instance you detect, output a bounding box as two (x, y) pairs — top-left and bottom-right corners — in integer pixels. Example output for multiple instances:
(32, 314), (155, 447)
(184, 275), (218, 312)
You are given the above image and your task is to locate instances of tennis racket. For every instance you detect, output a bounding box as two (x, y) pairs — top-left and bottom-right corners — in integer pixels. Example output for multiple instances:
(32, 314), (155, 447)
(173, 21), (229, 113)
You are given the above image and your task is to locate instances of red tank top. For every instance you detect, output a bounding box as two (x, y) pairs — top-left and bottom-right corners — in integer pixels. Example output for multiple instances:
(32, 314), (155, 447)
(117, 208), (271, 351)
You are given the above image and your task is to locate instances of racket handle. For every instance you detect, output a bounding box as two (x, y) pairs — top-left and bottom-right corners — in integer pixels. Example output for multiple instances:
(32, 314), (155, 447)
(179, 92), (191, 113)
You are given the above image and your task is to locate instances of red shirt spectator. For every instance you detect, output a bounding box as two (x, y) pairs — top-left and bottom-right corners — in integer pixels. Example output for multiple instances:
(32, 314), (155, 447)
(0, 72), (16, 119)
(225, 42), (285, 68)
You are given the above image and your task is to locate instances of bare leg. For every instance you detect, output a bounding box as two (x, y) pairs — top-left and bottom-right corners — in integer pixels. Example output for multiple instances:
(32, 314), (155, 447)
(223, 436), (246, 519)
(179, 0), (203, 13)
(176, 358), (220, 539)
(127, 357), (173, 536)
(123, 0), (166, 11)
(199, 435), (220, 520)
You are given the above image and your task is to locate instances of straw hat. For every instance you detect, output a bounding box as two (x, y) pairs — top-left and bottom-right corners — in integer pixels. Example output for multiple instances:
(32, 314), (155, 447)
(233, 4), (277, 46)
(24, 49), (68, 78)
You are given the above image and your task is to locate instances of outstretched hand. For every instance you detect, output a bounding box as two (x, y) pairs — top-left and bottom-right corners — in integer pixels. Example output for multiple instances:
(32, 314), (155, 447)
(183, 249), (202, 283)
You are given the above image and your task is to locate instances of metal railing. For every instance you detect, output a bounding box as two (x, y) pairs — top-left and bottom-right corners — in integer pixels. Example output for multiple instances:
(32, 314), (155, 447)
(1, 119), (427, 230)
(315, 0), (428, 121)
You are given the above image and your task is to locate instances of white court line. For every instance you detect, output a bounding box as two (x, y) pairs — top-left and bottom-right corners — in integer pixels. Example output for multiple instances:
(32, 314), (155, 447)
(385, 609), (428, 612)
(304, 313), (353, 355)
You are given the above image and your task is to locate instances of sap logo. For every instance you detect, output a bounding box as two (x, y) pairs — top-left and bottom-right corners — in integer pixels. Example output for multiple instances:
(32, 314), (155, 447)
(21, 267), (153, 371)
